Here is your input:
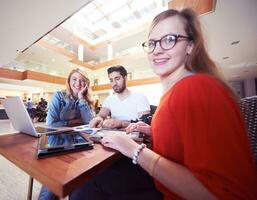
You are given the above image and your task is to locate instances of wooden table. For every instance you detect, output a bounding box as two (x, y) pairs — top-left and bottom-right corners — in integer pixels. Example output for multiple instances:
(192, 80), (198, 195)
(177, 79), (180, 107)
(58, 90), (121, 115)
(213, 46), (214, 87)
(0, 132), (120, 198)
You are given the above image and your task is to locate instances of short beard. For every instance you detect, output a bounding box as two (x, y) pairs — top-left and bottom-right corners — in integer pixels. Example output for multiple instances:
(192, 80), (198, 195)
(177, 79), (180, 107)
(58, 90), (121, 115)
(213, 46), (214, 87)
(114, 84), (126, 94)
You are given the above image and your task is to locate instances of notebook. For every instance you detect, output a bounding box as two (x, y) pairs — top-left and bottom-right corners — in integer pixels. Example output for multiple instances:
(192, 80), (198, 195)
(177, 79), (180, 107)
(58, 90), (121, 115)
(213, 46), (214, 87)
(3, 96), (59, 137)
(37, 131), (94, 158)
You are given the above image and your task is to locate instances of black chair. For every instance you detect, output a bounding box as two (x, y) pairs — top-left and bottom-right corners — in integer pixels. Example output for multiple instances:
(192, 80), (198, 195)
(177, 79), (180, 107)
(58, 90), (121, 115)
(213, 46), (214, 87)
(150, 105), (157, 115)
(140, 105), (158, 125)
(238, 96), (257, 165)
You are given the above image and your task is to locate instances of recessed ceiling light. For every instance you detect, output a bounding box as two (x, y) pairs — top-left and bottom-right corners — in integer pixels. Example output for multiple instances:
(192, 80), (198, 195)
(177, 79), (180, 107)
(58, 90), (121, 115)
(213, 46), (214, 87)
(133, 10), (141, 19)
(232, 75), (241, 78)
(222, 56), (229, 60)
(51, 58), (56, 62)
(111, 21), (121, 28)
(231, 40), (240, 45)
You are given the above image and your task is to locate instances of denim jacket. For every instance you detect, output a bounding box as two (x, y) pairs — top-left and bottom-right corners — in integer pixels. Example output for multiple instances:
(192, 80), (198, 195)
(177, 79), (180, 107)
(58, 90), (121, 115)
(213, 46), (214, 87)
(46, 91), (93, 127)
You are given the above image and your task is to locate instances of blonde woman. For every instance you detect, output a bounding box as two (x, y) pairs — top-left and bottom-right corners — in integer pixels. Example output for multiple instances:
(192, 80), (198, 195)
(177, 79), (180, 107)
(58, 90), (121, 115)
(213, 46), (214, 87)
(46, 68), (93, 127)
(39, 68), (94, 200)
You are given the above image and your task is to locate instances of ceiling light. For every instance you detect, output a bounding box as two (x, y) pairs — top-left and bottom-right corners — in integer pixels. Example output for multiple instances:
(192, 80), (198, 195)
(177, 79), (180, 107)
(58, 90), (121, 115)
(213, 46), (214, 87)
(111, 21), (121, 28)
(133, 10), (141, 19)
(222, 56), (229, 60)
(231, 40), (240, 45)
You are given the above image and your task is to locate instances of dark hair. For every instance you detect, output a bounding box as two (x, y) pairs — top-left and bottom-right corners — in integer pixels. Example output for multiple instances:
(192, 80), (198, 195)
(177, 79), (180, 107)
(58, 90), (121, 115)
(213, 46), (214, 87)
(150, 8), (236, 98)
(107, 65), (127, 77)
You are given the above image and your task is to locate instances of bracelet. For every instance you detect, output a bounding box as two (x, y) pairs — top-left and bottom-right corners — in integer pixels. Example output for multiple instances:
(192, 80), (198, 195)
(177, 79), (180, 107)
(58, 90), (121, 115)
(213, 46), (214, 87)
(149, 154), (161, 176)
(132, 143), (146, 165)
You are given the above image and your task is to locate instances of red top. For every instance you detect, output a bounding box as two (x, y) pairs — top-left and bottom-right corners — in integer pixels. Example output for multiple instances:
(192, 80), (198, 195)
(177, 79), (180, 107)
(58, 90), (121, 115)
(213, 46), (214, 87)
(152, 74), (257, 200)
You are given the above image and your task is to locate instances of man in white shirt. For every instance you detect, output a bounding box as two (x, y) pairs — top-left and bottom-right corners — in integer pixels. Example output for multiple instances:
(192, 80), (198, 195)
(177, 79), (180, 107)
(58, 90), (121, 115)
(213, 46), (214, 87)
(90, 65), (150, 129)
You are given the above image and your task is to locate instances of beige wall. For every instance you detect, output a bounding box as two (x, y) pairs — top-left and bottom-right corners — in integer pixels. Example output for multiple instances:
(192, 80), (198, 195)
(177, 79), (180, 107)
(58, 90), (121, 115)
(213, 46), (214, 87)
(0, 90), (25, 99)
(98, 93), (110, 106)
(43, 92), (54, 106)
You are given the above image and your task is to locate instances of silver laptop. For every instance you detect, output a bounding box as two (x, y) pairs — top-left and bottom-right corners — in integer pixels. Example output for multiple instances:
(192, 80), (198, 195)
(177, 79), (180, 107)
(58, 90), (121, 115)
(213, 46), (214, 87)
(3, 96), (58, 137)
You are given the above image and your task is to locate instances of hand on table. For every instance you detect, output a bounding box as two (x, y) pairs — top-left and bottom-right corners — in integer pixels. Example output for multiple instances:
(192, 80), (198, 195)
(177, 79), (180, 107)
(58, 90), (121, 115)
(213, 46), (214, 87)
(126, 121), (152, 136)
(89, 116), (104, 128)
(101, 134), (139, 158)
(102, 119), (122, 129)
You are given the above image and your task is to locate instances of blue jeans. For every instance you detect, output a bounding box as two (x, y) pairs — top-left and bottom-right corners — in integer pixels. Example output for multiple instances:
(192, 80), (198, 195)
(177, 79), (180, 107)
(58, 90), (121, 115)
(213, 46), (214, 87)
(38, 186), (58, 200)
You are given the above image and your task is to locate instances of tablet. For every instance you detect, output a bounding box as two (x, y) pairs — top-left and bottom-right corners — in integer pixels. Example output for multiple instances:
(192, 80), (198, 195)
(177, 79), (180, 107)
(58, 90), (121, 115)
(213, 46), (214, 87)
(37, 131), (94, 158)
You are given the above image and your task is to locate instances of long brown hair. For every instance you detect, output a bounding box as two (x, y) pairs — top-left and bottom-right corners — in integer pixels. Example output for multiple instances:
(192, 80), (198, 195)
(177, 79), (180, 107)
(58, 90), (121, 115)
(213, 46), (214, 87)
(149, 8), (236, 97)
(66, 68), (93, 106)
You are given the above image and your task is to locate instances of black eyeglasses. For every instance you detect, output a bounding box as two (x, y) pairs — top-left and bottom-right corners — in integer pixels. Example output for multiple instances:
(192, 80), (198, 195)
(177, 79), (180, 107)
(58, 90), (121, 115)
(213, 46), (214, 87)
(142, 34), (192, 53)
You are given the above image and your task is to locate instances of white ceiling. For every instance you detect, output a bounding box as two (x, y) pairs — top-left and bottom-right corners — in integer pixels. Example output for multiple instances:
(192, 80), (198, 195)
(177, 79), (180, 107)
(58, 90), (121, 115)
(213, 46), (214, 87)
(0, 0), (257, 94)
(0, 0), (92, 66)
(201, 0), (257, 81)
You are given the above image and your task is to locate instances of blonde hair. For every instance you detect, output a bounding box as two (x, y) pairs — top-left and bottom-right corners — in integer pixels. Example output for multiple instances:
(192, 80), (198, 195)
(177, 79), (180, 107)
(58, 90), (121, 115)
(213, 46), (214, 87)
(66, 68), (93, 106)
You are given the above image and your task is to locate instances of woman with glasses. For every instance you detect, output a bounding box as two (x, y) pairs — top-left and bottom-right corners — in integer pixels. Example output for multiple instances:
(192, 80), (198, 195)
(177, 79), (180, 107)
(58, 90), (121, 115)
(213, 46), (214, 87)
(71, 8), (257, 200)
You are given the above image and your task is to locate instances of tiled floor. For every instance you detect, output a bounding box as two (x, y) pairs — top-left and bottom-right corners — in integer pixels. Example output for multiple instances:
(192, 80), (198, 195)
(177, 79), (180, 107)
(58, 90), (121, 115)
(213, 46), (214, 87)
(0, 120), (16, 135)
(0, 120), (46, 135)
(0, 120), (70, 200)
(0, 120), (42, 200)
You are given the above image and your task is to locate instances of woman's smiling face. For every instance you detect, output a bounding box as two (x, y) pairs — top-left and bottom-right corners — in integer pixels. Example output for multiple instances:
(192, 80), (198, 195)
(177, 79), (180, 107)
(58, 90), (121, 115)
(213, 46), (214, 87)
(69, 72), (87, 96)
(147, 16), (193, 78)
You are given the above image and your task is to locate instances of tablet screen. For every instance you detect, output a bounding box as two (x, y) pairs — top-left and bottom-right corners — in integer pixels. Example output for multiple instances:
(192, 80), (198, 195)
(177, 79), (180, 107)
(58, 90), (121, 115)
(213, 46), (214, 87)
(39, 131), (92, 150)
(47, 132), (87, 147)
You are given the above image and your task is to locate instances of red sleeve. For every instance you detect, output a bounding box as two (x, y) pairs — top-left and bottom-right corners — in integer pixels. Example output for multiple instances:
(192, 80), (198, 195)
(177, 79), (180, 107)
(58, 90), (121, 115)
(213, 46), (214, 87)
(170, 74), (257, 199)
